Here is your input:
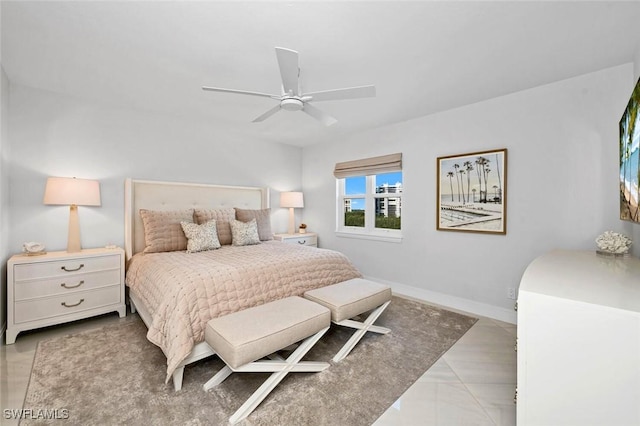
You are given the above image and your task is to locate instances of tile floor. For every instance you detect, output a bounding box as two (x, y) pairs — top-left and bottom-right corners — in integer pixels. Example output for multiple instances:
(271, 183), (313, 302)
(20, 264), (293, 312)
(374, 315), (517, 425)
(1, 302), (517, 426)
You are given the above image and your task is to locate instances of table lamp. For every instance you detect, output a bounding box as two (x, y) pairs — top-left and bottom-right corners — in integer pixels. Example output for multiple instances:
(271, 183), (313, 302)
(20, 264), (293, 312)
(43, 176), (101, 252)
(280, 191), (304, 234)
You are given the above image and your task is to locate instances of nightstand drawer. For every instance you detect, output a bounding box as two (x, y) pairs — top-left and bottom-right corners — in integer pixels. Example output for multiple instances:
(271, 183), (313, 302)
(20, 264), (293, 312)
(281, 235), (317, 246)
(14, 269), (121, 300)
(14, 285), (122, 324)
(13, 255), (120, 281)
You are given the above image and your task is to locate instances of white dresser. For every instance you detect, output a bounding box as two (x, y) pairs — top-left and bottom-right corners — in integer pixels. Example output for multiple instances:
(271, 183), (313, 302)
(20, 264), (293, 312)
(6, 247), (126, 344)
(517, 250), (640, 426)
(273, 232), (318, 247)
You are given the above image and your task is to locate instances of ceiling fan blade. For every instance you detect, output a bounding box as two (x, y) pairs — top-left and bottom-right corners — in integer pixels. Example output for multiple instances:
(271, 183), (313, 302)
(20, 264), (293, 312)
(303, 103), (337, 126)
(252, 105), (281, 122)
(303, 85), (376, 102)
(202, 86), (280, 99)
(275, 47), (299, 96)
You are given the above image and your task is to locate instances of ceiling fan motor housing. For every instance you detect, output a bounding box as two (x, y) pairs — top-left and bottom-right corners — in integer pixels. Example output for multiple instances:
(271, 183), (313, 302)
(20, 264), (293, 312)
(280, 98), (304, 111)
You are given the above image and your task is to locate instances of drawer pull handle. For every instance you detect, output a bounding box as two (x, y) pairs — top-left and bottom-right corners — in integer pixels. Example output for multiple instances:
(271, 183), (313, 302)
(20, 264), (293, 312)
(297, 240), (306, 244)
(61, 280), (84, 289)
(61, 299), (85, 308)
(61, 264), (84, 272)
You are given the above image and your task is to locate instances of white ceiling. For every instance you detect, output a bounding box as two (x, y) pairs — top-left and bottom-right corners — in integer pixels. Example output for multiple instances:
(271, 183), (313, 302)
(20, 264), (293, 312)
(2, 1), (640, 147)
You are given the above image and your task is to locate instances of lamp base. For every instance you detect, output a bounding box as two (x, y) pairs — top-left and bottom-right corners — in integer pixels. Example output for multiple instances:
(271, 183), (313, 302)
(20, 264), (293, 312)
(288, 207), (296, 235)
(67, 205), (82, 253)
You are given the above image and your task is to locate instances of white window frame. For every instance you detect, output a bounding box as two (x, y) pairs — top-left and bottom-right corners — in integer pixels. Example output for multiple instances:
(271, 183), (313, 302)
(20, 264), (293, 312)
(336, 174), (403, 243)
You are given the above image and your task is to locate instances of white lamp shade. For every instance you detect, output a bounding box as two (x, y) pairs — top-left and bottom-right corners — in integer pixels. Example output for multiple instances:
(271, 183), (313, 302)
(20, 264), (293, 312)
(43, 177), (101, 206)
(280, 191), (304, 208)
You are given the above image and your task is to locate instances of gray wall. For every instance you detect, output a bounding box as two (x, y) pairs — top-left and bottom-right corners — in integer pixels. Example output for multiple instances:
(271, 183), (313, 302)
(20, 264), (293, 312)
(0, 65), (9, 337)
(302, 64), (634, 322)
(7, 84), (303, 253)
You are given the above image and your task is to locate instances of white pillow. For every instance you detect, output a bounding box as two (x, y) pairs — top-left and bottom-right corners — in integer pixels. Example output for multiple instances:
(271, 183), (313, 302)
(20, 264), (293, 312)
(180, 221), (221, 253)
(230, 219), (260, 246)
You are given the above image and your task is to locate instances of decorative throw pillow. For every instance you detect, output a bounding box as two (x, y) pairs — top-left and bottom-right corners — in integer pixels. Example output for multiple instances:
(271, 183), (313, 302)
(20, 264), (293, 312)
(180, 221), (221, 253)
(230, 219), (260, 246)
(234, 208), (273, 241)
(194, 208), (235, 245)
(140, 209), (194, 253)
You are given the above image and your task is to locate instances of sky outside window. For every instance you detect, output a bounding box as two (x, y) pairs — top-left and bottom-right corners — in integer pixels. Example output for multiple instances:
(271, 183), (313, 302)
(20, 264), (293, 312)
(345, 172), (402, 210)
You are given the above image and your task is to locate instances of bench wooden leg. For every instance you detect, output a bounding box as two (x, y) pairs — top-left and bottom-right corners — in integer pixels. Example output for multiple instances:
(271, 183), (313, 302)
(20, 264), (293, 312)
(203, 365), (233, 391)
(333, 300), (391, 363)
(204, 326), (330, 425)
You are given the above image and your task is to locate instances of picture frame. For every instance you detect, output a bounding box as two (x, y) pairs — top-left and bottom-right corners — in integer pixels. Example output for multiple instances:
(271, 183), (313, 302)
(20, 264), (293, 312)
(620, 75), (640, 223)
(437, 148), (507, 234)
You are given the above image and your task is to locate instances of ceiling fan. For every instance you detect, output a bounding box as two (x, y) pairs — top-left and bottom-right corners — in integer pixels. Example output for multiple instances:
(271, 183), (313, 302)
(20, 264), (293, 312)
(202, 47), (376, 126)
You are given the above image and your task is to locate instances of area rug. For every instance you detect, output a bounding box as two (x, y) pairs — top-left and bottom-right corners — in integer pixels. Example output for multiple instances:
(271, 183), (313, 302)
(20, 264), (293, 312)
(22, 296), (477, 425)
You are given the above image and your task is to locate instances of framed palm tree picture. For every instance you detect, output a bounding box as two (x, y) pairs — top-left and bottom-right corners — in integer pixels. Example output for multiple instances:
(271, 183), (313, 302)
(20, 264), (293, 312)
(437, 148), (507, 234)
(620, 76), (640, 223)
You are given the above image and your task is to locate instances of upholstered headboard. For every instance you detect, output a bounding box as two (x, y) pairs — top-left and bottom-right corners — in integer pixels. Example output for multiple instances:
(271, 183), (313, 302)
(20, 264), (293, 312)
(124, 178), (269, 260)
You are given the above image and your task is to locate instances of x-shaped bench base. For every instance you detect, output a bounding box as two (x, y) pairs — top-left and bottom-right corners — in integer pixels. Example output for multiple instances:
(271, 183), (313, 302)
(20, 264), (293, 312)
(333, 300), (391, 362)
(204, 326), (330, 425)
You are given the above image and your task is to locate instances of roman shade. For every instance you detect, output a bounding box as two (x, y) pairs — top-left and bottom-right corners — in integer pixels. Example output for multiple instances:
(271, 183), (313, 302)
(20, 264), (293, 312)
(333, 153), (402, 178)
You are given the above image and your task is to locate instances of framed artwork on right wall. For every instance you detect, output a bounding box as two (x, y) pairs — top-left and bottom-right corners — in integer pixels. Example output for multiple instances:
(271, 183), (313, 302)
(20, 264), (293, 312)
(620, 75), (640, 223)
(437, 148), (507, 235)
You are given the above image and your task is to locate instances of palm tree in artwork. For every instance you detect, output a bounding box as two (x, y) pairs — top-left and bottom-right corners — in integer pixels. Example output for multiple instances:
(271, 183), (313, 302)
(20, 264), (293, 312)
(458, 169), (467, 204)
(453, 163), (461, 202)
(447, 171), (455, 202)
(464, 161), (473, 202)
(475, 157), (487, 202)
(621, 115), (629, 195)
(484, 167), (491, 202)
(494, 153), (503, 202)
(626, 143), (632, 205)
(624, 142), (635, 218)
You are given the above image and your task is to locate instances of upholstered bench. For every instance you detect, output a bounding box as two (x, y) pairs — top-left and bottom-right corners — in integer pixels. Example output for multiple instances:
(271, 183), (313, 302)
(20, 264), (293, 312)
(304, 278), (392, 362)
(203, 296), (330, 425)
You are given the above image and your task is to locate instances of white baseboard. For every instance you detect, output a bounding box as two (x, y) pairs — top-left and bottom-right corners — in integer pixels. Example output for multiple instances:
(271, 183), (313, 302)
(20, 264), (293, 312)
(364, 275), (517, 324)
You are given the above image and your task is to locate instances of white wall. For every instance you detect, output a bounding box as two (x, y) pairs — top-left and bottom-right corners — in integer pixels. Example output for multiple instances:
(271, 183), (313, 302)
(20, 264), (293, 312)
(302, 64), (633, 322)
(0, 66), (9, 337)
(7, 85), (303, 253)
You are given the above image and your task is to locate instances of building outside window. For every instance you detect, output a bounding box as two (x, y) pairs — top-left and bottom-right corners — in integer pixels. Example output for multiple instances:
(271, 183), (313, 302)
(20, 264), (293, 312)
(375, 181), (403, 221)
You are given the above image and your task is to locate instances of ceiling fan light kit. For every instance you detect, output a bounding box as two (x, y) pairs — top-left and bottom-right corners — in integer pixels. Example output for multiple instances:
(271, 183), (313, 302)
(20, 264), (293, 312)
(281, 98), (304, 111)
(202, 47), (375, 126)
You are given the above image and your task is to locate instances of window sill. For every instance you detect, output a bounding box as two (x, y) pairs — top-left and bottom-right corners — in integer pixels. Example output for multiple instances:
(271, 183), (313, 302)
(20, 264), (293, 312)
(335, 231), (403, 243)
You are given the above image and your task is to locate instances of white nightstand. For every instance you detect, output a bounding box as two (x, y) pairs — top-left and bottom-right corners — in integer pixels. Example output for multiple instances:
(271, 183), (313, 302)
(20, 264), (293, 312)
(6, 247), (126, 344)
(274, 232), (318, 247)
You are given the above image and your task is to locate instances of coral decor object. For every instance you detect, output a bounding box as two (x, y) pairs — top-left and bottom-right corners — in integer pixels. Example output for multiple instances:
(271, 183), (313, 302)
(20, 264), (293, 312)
(595, 231), (632, 254)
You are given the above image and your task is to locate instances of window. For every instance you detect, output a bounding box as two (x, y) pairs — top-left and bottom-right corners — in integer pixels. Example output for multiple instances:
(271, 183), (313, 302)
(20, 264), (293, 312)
(335, 154), (403, 242)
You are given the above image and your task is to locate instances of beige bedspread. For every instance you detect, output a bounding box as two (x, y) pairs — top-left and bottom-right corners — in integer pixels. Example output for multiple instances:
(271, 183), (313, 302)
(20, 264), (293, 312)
(125, 241), (361, 381)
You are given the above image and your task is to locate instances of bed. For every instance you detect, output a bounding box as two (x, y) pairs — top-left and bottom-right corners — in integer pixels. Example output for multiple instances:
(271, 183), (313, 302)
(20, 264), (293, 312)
(124, 179), (362, 391)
